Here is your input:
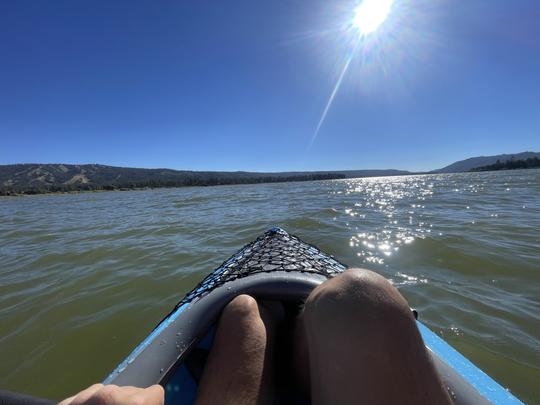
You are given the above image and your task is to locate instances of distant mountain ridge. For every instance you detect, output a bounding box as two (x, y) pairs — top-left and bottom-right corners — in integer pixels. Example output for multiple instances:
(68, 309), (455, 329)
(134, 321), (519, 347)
(470, 156), (540, 172)
(1, 151), (538, 195)
(432, 152), (540, 173)
(0, 164), (410, 195)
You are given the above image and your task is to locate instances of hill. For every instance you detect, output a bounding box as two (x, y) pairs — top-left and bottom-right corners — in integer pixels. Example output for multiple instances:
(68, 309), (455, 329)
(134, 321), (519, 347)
(3, 151), (538, 195)
(0, 164), (411, 195)
(432, 152), (540, 173)
(470, 157), (540, 172)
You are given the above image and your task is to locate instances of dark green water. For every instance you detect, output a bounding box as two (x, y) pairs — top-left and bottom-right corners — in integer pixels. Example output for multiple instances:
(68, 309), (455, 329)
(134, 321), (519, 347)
(1, 170), (539, 403)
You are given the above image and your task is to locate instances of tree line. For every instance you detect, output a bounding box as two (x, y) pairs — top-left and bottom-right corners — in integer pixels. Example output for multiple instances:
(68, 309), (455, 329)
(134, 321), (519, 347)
(0, 172), (346, 196)
(470, 157), (540, 172)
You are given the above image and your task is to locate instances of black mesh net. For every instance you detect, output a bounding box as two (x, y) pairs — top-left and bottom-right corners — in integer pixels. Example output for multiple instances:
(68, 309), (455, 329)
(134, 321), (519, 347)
(173, 227), (347, 310)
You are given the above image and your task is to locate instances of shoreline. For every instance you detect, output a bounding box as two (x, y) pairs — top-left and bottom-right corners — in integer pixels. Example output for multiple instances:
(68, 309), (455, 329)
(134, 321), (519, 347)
(2, 167), (539, 198)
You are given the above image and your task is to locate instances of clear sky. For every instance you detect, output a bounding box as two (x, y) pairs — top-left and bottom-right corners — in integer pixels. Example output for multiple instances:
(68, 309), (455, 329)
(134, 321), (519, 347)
(1, 0), (539, 172)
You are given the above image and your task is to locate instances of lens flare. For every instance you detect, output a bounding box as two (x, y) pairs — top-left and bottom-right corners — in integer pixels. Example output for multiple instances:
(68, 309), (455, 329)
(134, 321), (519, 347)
(308, 0), (394, 150)
(353, 0), (393, 36)
(309, 45), (358, 150)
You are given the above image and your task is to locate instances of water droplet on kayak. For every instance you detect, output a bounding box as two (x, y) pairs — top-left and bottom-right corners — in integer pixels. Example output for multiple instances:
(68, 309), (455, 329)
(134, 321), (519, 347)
(176, 344), (180, 349)
(227, 287), (231, 291)
(160, 368), (164, 373)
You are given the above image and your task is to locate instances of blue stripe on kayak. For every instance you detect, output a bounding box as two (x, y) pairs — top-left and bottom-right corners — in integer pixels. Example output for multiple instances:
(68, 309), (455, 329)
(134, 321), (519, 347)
(417, 322), (523, 404)
(103, 302), (190, 383)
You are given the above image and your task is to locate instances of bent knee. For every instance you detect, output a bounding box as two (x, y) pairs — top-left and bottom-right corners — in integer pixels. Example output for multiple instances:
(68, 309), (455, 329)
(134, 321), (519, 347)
(221, 294), (260, 322)
(305, 268), (413, 324)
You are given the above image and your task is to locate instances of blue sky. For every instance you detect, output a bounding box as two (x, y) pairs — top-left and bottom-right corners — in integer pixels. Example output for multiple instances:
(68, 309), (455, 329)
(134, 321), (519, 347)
(1, 0), (539, 172)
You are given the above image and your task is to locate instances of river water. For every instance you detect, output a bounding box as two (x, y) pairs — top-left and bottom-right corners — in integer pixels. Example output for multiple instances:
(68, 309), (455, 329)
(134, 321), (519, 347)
(1, 170), (539, 403)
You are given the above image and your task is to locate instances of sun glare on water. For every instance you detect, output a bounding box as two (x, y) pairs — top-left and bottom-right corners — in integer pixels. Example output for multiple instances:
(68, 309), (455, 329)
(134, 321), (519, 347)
(353, 0), (393, 36)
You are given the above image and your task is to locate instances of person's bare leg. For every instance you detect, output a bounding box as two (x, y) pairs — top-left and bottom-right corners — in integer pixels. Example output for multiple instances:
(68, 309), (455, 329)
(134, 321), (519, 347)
(299, 269), (451, 405)
(291, 313), (311, 400)
(195, 294), (278, 405)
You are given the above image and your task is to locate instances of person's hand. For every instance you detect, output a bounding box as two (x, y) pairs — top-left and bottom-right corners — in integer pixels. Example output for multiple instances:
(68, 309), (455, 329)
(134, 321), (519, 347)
(58, 383), (164, 405)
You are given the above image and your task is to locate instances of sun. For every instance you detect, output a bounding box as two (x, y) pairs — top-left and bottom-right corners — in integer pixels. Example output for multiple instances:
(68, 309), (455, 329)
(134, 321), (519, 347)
(353, 0), (393, 36)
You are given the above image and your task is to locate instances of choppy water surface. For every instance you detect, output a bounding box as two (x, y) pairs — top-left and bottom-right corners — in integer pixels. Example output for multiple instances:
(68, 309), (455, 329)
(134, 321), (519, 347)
(1, 170), (539, 402)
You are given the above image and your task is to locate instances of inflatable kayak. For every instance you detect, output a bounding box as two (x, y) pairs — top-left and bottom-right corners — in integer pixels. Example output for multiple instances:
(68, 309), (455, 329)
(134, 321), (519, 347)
(104, 228), (522, 404)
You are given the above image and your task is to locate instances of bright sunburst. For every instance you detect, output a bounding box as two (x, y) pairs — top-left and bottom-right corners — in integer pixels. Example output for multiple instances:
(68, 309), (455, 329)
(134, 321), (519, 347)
(309, 0), (396, 150)
(353, 0), (393, 36)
